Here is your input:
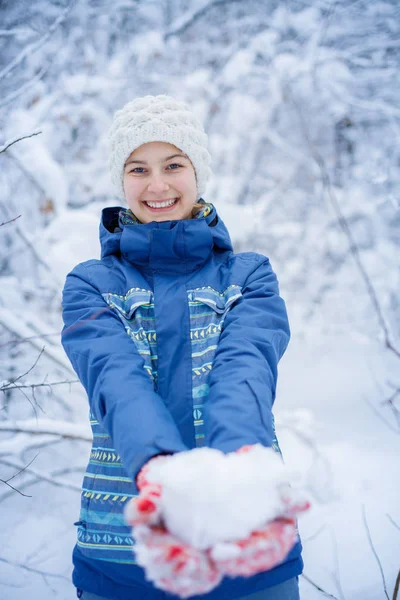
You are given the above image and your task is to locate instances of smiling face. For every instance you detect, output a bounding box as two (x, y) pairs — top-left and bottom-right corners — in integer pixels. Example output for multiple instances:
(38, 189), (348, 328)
(123, 141), (198, 223)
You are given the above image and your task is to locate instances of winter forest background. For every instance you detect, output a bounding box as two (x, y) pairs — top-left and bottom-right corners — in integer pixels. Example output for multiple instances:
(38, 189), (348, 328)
(0, 0), (399, 598)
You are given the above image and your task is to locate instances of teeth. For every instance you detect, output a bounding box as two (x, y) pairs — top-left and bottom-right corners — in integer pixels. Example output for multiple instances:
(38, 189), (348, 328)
(145, 199), (177, 209)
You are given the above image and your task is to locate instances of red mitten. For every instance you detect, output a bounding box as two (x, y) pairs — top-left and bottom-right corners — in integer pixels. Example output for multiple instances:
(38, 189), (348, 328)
(132, 524), (222, 598)
(208, 444), (311, 578)
(125, 454), (223, 598)
(209, 516), (297, 577)
(125, 455), (168, 527)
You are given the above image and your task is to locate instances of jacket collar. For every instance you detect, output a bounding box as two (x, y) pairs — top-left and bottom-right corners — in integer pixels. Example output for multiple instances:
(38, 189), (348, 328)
(99, 201), (233, 273)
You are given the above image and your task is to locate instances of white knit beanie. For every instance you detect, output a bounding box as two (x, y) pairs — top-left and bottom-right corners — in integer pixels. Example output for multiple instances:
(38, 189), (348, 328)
(107, 95), (212, 200)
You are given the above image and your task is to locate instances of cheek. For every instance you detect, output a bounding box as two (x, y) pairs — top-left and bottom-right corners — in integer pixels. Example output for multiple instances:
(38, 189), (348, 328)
(123, 177), (141, 198)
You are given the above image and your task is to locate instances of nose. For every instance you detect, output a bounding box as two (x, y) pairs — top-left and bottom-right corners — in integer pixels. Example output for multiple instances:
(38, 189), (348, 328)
(147, 174), (169, 194)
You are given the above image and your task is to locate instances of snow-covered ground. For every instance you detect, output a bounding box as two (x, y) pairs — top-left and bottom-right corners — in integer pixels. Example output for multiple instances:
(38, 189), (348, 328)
(278, 334), (400, 600)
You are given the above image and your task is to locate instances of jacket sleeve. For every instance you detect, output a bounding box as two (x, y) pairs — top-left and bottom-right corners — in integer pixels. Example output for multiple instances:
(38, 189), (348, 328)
(61, 263), (188, 480)
(203, 258), (290, 453)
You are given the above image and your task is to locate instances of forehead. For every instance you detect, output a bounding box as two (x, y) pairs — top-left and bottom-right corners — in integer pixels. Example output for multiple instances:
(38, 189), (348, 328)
(127, 141), (184, 162)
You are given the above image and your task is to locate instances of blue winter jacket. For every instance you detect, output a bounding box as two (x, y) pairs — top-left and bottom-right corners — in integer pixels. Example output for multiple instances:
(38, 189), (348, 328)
(61, 202), (303, 600)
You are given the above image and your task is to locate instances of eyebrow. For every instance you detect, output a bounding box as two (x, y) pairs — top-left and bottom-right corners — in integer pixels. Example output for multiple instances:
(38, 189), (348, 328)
(124, 153), (189, 167)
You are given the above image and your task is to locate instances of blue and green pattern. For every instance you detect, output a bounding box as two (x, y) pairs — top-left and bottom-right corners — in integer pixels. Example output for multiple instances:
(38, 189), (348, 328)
(77, 413), (138, 562)
(187, 285), (242, 445)
(102, 288), (158, 387)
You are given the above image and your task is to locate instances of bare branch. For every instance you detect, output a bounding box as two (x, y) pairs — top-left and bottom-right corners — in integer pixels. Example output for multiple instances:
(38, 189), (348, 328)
(364, 397), (400, 435)
(361, 504), (390, 600)
(0, 454), (39, 497)
(301, 572), (340, 599)
(0, 215), (21, 227)
(0, 458), (82, 492)
(330, 526), (346, 600)
(0, 555), (70, 582)
(0, 308), (76, 374)
(0, 476), (32, 497)
(0, 131), (42, 154)
(0, 463), (85, 502)
(386, 514), (400, 532)
(1, 378), (80, 391)
(393, 570), (400, 600)
(10, 347), (45, 386)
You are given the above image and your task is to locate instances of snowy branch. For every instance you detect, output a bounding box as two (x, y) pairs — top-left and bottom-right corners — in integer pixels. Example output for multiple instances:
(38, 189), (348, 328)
(165, 0), (241, 39)
(0, 1), (74, 82)
(0, 65), (49, 109)
(0, 308), (75, 374)
(287, 87), (400, 361)
(0, 419), (92, 441)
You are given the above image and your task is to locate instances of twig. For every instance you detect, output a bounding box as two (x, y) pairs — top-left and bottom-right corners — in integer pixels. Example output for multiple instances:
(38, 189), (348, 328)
(361, 504), (390, 600)
(0, 556), (70, 582)
(330, 526), (346, 600)
(8, 347), (45, 386)
(0, 458), (82, 492)
(302, 524), (327, 543)
(0, 131), (41, 154)
(301, 572), (340, 599)
(0, 463), (85, 502)
(0, 476), (31, 497)
(1, 378), (80, 391)
(365, 397), (400, 435)
(393, 570), (400, 600)
(386, 514), (400, 532)
(0, 454), (39, 497)
(0, 215), (21, 227)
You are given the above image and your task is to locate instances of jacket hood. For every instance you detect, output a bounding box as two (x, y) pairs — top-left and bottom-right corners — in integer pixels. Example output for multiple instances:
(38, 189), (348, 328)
(99, 202), (233, 272)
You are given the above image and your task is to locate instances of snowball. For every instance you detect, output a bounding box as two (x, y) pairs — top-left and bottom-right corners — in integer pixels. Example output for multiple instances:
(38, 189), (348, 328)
(146, 445), (299, 549)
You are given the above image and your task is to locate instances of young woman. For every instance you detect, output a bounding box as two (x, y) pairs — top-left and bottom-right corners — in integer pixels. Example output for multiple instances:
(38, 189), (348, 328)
(61, 95), (303, 600)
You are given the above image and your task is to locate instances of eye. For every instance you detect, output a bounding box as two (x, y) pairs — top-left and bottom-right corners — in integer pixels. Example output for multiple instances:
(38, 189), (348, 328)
(129, 167), (146, 173)
(167, 163), (182, 170)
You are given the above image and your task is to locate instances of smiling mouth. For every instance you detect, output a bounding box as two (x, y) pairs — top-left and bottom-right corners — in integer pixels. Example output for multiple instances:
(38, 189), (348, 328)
(143, 198), (179, 211)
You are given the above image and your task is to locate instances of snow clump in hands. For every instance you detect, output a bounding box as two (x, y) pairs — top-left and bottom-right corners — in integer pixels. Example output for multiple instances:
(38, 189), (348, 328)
(138, 444), (308, 549)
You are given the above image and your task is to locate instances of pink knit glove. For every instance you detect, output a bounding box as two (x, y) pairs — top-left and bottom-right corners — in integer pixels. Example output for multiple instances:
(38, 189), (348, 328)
(132, 524), (222, 598)
(208, 445), (310, 578)
(125, 456), (222, 598)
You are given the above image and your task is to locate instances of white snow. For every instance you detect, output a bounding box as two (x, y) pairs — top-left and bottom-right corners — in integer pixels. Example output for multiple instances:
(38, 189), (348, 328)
(146, 445), (306, 550)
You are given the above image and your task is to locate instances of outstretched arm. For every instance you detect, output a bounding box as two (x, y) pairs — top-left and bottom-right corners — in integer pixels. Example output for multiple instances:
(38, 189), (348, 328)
(61, 263), (188, 480)
(204, 258), (290, 452)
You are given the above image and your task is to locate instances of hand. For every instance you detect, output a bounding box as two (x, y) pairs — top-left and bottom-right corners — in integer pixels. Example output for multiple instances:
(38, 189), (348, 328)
(124, 454), (169, 527)
(208, 473), (310, 578)
(209, 516), (297, 577)
(125, 454), (222, 598)
(131, 523), (222, 598)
